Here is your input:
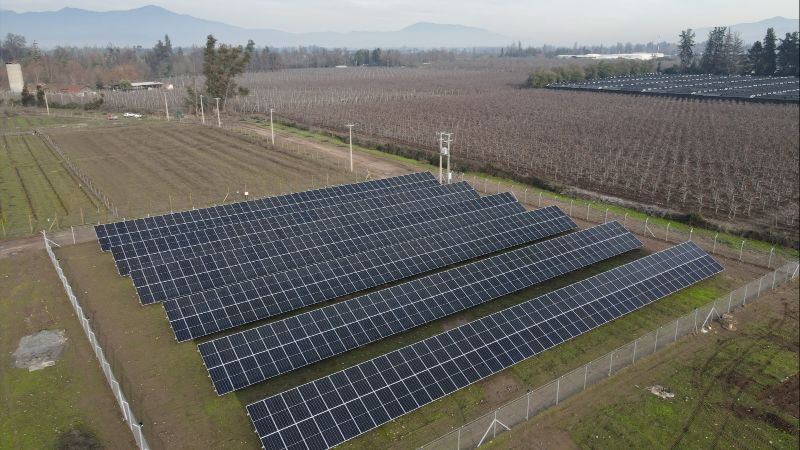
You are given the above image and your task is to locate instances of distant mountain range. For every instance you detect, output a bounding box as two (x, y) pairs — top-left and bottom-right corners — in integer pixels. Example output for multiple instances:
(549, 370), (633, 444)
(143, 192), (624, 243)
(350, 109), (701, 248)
(0, 5), (510, 49)
(695, 16), (799, 44)
(1, 6), (796, 49)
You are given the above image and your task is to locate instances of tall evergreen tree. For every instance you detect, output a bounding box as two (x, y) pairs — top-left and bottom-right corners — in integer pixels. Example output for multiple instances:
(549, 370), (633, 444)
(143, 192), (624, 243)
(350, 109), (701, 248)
(678, 29), (695, 72)
(145, 34), (174, 78)
(722, 29), (745, 74)
(700, 27), (727, 74)
(748, 41), (764, 74)
(760, 27), (777, 75)
(202, 34), (255, 109)
(776, 31), (799, 76)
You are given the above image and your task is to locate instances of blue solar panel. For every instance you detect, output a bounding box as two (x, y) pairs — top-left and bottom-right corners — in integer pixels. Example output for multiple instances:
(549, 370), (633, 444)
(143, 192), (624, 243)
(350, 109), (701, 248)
(246, 242), (723, 449)
(200, 221), (641, 394)
(111, 182), (476, 275)
(163, 206), (576, 340)
(95, 172), (437, 251)
(131, 193), (522, 303)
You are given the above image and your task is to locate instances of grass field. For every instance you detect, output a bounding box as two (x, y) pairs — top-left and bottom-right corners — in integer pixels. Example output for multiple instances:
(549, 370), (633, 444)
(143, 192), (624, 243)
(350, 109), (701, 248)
(486, 282), (800, 449)
(0, 113), (95, 132)
(0, 133), (100, 238)
(0, 113), (791, 449)
(0, 250), (135, 449)
(51, 236), (764, 450)
(47, 122), (368, 219)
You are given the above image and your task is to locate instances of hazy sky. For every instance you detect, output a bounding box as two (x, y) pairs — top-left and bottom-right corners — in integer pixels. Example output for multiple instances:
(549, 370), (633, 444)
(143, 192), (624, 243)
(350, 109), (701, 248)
(3, 0), (799, 43)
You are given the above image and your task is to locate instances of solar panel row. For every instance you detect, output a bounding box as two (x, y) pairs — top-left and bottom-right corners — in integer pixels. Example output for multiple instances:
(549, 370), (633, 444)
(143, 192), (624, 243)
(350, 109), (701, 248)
(96, 172), (437, 250)
(200, 221), (641, 395)
(112, 182), (478, 276)
(164, 206), (576, 340)
(131, 195), (524, 303)
(246, 242), (723, 450)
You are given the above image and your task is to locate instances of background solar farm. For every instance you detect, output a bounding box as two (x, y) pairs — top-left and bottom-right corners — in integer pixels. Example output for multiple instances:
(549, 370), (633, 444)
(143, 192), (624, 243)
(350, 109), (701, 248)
(549, 74), (800, 103)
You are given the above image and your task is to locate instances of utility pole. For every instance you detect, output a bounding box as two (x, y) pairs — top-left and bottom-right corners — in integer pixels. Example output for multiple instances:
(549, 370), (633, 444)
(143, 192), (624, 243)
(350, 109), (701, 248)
(199, 95), (205, 125)
(438, 132), (443, 184)
(346, 124), (355, 172)
(163, 92), (170, 121)
(44, 92), (50, 116)
(214, 98), (221, 127)
(438, 132), (453, 184)
(269, 108), (275, 145)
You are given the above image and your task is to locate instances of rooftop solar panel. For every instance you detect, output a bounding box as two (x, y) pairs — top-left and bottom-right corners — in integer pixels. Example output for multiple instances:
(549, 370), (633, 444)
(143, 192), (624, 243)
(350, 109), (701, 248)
(200, 221), (641, 394)
(246, 242), (723, 450)
(111, 182), (477, 275)
(163, 206), (577, 340)
(96, 172), (437, 251)
(130, 194), (523, 302)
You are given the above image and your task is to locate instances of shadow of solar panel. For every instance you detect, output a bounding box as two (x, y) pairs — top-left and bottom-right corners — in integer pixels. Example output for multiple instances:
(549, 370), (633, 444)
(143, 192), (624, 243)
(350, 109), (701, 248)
(111, 181), (476, 276)
(246, 242), (723, 450)
(95, 172), (437, 251)
(201, 221), (641, 395)
(132, 193), (523, 303)
(163, 206), (577, 340)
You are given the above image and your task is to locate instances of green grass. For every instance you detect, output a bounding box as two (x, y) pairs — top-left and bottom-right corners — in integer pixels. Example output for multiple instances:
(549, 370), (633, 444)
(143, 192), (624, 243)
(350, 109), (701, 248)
(0, 251), (134, 449)
(568, 304), (799, 449)
(0, 133), (100, 238)
(0, 113), (92, 132)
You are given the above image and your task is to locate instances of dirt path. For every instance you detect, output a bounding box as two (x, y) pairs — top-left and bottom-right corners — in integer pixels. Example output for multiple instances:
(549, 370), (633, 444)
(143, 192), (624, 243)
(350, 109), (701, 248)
(0, 225), (96, 259)
(239, 123), (422, 179)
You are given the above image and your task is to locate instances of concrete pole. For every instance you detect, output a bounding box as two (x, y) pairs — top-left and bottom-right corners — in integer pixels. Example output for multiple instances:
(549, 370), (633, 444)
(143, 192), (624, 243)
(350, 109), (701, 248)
(269, 108), (275, 145)
(199, 95), (205, 124)
(346, 124), (355, 172)
(214, 98), (221, 127)
(164, 92), (170, 121)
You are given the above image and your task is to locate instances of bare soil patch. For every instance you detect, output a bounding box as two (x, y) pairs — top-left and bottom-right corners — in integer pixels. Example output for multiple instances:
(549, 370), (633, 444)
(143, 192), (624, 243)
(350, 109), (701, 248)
(13, 329), (67, 371)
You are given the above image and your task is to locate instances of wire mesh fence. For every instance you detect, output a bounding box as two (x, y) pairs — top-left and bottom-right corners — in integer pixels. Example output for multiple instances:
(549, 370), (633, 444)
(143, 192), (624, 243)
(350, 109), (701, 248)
(42, 231), (153, 450)
(420, 260), (799, 450)
(459, 175), (796, 270)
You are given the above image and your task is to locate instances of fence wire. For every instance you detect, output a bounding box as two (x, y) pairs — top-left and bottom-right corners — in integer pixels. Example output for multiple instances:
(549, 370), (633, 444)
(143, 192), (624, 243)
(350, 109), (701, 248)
(43, 231), (151, 450)
(420, 260), (799, 450)
(461, 174), (796, 270)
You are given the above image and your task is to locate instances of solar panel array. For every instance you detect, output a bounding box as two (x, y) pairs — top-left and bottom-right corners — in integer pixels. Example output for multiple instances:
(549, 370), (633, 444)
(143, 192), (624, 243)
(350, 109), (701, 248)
(550, 74), (800, 103)
(200, 221), (641, 395)
(129, 194), (523, 303)
(111, 181), (475, 275)
(95, 171), (437, 250)
(92, 170), (726, 450)
(246, 242), (723, 450)
(163, 206), (576, 341)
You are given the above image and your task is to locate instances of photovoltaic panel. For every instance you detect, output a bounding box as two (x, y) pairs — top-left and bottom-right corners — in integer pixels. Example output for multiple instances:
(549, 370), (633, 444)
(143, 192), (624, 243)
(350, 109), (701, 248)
(131, 194), (523, 303)
(163, 206), (576, 340)
(95, 172), (437, 251)
(246, 242), (723, 450)
(111, 182), (477, 276)
(200, 221), (641, 394)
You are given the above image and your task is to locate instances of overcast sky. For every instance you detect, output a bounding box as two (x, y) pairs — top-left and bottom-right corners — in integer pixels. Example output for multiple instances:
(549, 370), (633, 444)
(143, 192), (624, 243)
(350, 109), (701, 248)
(3, 0), (798, 43)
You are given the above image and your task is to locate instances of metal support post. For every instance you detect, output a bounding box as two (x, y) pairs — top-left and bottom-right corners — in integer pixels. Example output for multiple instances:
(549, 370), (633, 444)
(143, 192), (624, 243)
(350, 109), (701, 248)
(555, 377), (561, 404)
(583, 364), (588, 390)
(654, 328), (658, 352)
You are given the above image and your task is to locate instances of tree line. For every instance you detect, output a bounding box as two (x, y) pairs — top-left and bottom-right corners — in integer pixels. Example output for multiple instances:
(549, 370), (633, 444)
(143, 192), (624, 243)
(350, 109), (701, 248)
(0, 32), (468, 90)
(677, 27), (799, 76)
(526, 60), (655, 87)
